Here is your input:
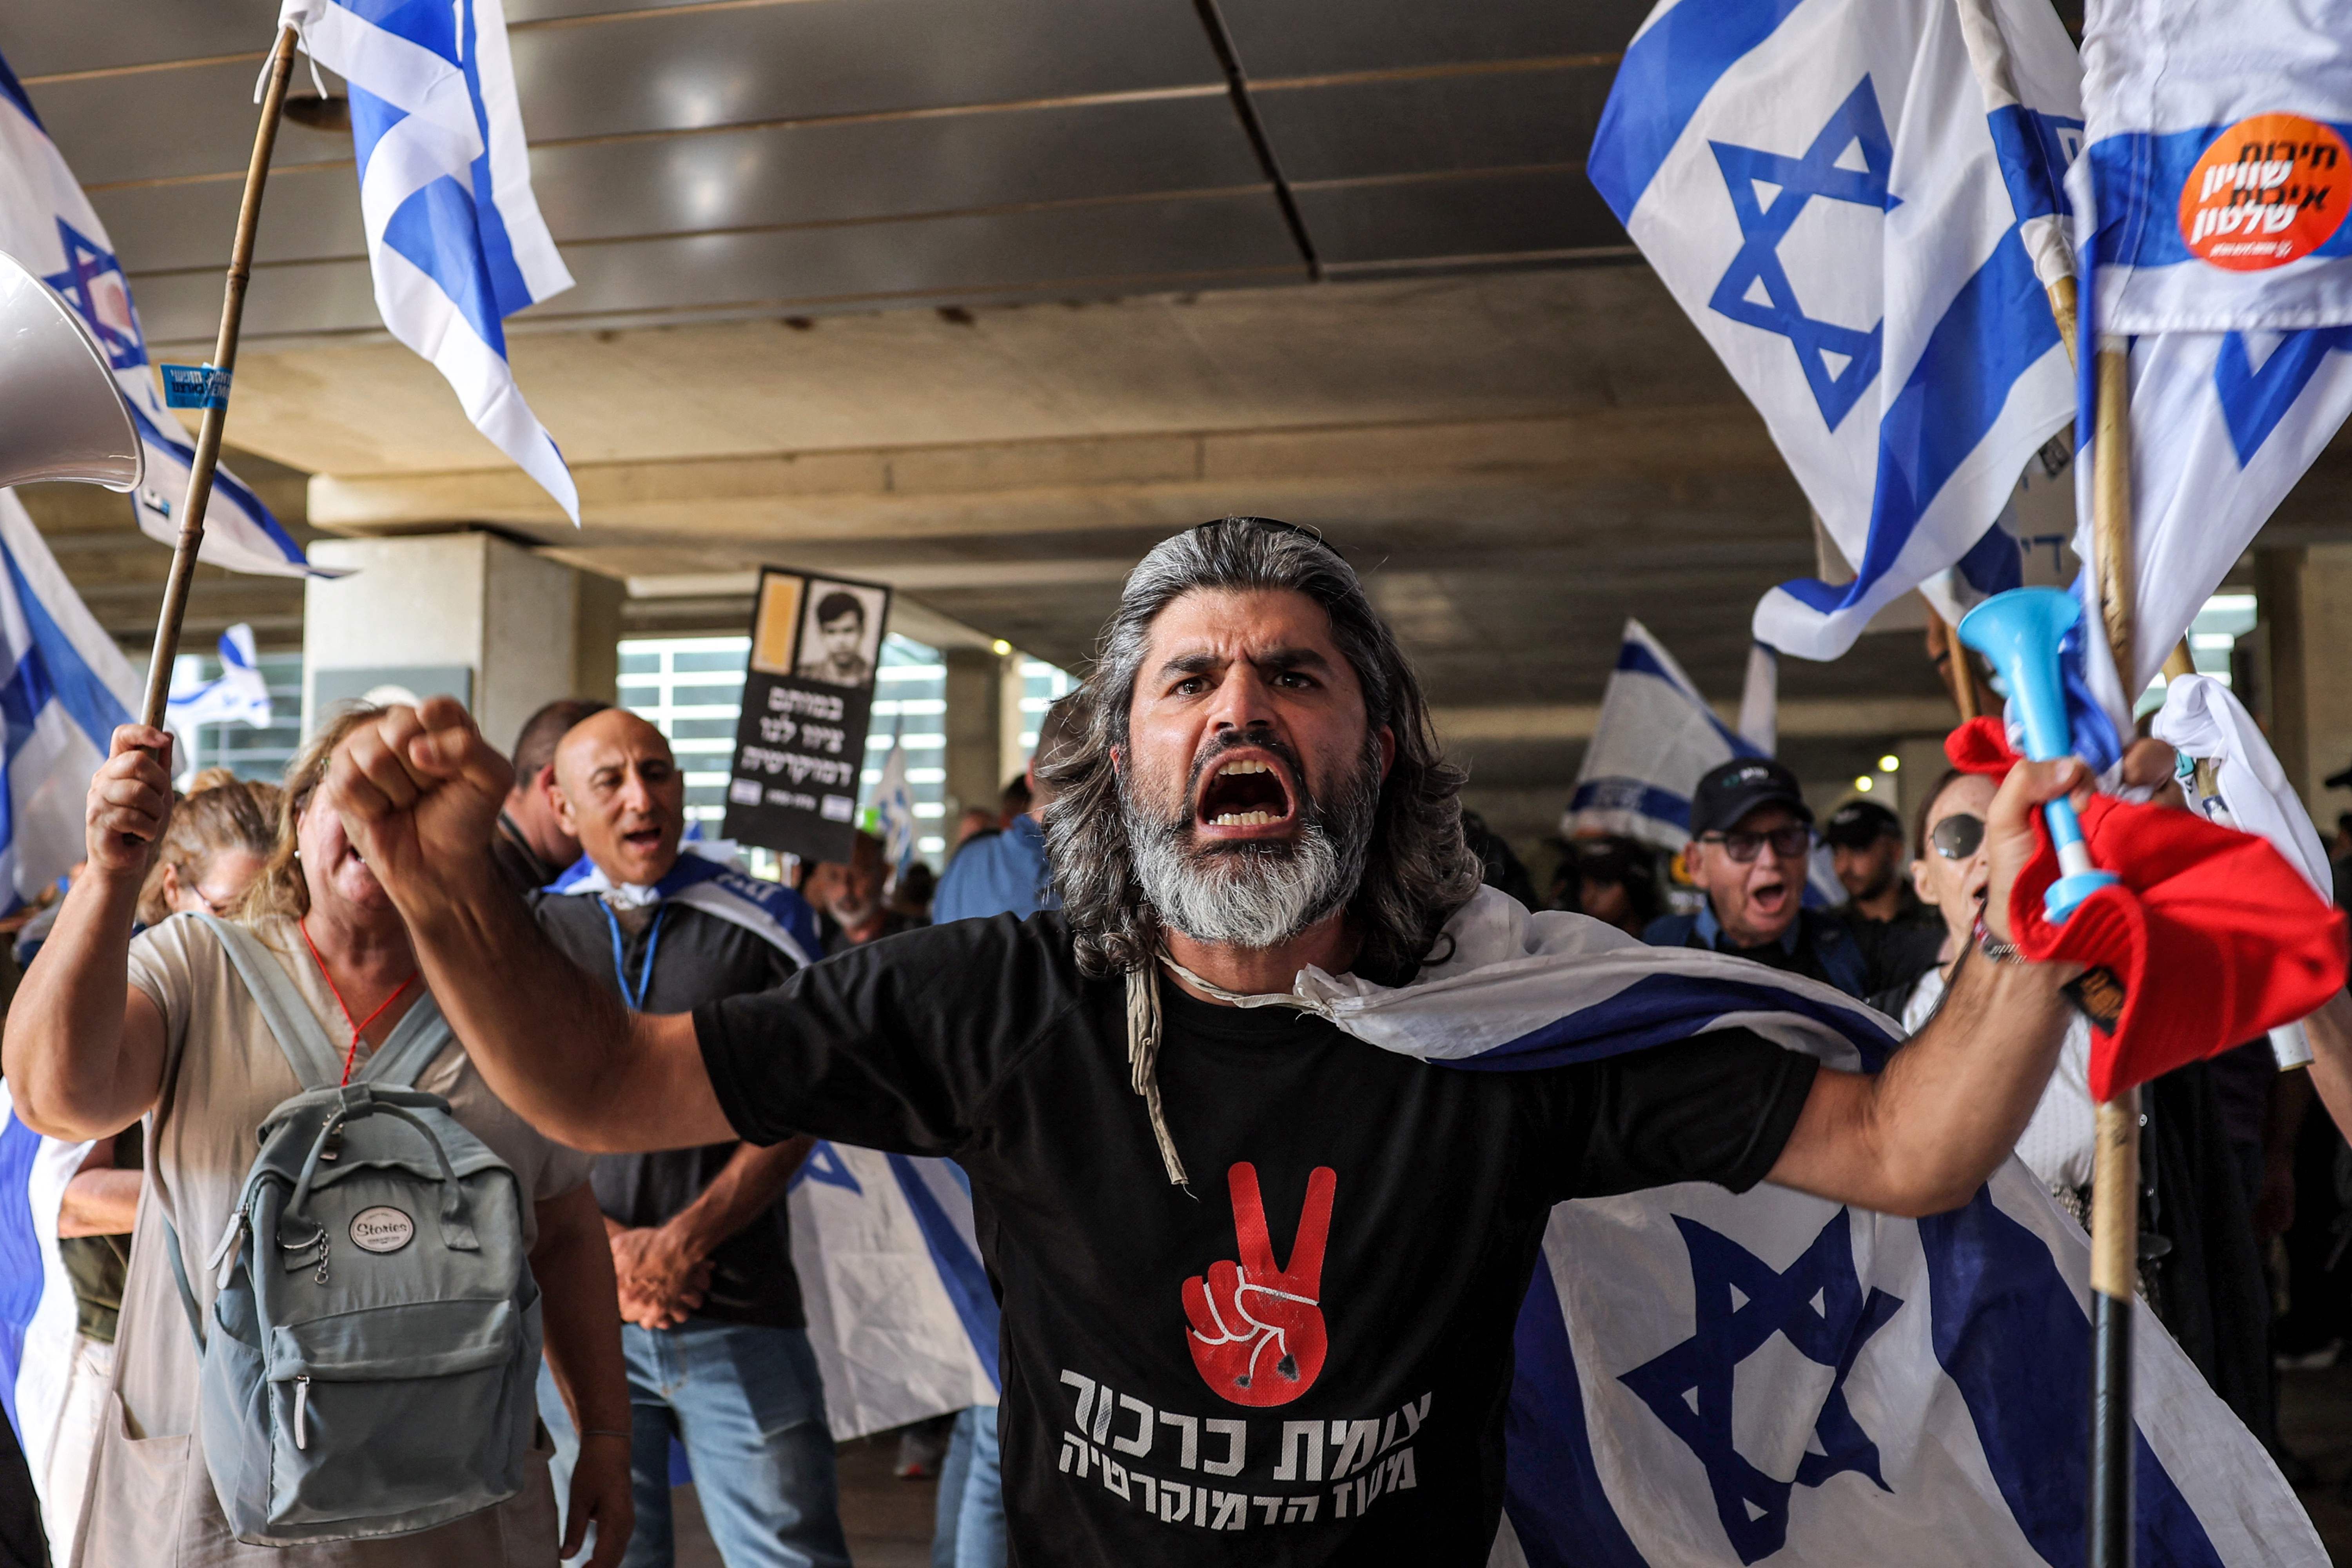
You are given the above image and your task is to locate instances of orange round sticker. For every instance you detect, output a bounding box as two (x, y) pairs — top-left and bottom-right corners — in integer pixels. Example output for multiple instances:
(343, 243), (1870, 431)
(2178, 113), (2352, 270)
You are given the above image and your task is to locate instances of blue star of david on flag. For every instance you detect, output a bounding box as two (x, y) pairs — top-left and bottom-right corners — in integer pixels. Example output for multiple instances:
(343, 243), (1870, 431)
(2213, 327), (2352, 466)
(41, 218), (144, 371)
(788, 1139), (864, 1196)
(1706, 79), (1902, 432)
(1619, 1208), (1902, 1564)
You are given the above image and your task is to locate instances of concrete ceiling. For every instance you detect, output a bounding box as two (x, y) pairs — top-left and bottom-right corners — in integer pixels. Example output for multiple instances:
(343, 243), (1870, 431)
(2, 0), (2338, 848)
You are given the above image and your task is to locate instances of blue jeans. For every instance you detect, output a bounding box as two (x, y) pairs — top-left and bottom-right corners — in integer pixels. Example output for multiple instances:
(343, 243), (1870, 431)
(542, 1321), (851, 1568)
(930, 1406), (1006, 1568)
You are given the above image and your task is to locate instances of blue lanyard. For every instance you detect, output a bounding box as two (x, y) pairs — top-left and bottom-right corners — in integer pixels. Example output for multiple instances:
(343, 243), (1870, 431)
(599, 901), (670, 1009)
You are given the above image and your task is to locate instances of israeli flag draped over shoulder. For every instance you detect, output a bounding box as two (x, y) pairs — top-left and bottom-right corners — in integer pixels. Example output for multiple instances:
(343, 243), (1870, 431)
(277, 0), (581, 523)
(0, 49), (323, 578)
(1588, 0), (2079, 661)
(551, 845), (999, 1433)
(2067, 0), (2352, 742)
(1234, 887), (2317, 1567)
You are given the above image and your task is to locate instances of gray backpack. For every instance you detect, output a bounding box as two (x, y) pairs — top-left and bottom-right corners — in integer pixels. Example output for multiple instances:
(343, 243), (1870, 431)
(164, 915), (542, 1545)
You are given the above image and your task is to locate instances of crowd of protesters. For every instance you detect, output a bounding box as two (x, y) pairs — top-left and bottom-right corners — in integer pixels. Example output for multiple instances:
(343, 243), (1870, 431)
(1539, 745), (2349, 1481)
(2, 517), (2349, 1564)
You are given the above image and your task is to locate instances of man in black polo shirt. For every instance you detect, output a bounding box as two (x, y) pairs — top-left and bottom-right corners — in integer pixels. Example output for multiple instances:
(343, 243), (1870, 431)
(1822, 795), (1944, 989)
(531, 708), (848, 1568)
(327, 519), (2091, 1566)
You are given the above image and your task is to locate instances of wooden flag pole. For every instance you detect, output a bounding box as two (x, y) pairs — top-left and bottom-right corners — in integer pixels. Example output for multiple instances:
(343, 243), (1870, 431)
(2087, 332), (2139, 1568)
(135, 25), (300, 732)
(1923, 604), (1982, 720)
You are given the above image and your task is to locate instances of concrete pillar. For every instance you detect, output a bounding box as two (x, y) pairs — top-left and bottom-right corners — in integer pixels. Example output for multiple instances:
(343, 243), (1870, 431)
(303, 532), (618, 757)
(998, 650), (1028, 788)
(573, 569), (624, 705)
(2259, 542), (2352, 811)
(942, 646), (1004, 821)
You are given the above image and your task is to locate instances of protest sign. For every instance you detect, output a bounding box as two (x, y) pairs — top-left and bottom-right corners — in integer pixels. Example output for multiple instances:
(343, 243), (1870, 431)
(720, 567), (892, 862)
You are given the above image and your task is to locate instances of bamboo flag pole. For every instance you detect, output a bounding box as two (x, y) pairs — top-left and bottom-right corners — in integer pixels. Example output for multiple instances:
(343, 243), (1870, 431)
(2086, 330), (2139, 1568)
(136, 25), (301, 732)
(1950, 11), (2139, 1552)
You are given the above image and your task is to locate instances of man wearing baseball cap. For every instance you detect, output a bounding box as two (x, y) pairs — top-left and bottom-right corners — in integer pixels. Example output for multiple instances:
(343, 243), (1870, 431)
(1644, 758), (1897, 1000)
(1822, 797), (1944, 985)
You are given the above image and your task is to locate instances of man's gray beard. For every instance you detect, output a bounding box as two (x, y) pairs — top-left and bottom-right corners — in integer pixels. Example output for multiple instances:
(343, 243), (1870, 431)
(1122, 740), (1381, 951)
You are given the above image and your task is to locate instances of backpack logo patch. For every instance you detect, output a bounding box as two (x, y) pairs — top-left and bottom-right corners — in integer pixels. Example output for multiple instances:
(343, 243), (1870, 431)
(350, 1206), (416, 1254)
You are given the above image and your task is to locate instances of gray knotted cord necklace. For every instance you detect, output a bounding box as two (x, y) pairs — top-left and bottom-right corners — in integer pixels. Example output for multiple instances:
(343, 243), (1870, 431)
(1123, 954), (1332, 1191)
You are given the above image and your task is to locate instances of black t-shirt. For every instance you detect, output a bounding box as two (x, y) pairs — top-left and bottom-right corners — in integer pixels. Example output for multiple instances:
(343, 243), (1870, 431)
(696, 913), (1819, 1566)
(534, 892), (806, 1328)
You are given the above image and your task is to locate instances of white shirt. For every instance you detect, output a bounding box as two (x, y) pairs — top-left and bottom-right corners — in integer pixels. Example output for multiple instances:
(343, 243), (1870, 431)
(1902, 964), (2097, 1193)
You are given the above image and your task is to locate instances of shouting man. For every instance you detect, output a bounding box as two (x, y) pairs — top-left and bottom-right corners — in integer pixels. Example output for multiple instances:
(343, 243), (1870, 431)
(321, 519), (2089, 1566)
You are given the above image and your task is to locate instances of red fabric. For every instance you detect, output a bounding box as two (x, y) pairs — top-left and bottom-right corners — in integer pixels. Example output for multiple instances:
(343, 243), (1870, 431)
(1942, 720), (2349, 1099)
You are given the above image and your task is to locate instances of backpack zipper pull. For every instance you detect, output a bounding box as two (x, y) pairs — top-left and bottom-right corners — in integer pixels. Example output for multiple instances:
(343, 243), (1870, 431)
(208, 1206), (250, 1290)
(293, 1376), (312, 1451)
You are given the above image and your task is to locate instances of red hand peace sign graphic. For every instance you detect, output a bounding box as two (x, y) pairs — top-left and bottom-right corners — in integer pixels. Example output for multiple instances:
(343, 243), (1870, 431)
(1182, 1163), (1337, 1406)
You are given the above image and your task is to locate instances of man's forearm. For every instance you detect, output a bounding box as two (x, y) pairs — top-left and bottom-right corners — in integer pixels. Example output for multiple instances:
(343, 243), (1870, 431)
(1779, 948), (2082, 1216)
(666, 1136), (812, 1259)
(394, 858), (735, 1154)
(58, 1168), (141, 1237)
(398, 861), (635, 1146)
(1871, 950), (2077, 1210)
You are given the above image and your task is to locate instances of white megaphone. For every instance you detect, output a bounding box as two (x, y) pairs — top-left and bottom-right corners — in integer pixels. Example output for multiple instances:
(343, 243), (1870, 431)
(0, 246), (142, 492)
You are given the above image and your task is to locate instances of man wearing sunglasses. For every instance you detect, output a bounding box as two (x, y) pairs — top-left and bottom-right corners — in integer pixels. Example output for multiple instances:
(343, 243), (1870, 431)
(1644, 759), (1900, 1000)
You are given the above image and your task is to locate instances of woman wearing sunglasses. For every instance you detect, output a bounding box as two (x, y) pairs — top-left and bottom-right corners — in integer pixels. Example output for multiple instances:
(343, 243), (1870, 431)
(1880, 768), (2101, 1221)
(1887, 765), (2279, 1440)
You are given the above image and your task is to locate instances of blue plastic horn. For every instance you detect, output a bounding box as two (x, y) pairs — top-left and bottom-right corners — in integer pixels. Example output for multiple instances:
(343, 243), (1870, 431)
(1956, 587), (2119, 924)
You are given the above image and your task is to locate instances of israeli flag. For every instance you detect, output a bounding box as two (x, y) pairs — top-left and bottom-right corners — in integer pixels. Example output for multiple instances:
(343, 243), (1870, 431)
(0, 492), (143, 911)
(1562, 621), (1762, 853)
(0, 50), (322, 578)
(549, 850), (997, 1433)
(550, 841), (820, 964)
(1252, 889), (2321, 1568)
(788, 1141), (1001, 1433)
(872, 740), (919, 877)
(2067, 0), (2352, 737)
(1588, 0), (2078, 661)
(165, 622), (272, 741)
(2079, 0), (2352, 332)
(0, 1083), (93, 1534)
(278, 0), (580, 522)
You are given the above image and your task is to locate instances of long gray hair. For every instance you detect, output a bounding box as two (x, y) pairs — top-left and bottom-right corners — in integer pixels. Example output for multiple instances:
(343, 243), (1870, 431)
(1042, 517), (1481, 983)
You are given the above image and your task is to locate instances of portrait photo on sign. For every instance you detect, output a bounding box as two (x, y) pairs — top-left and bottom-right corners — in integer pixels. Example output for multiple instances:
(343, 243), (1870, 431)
(795, 580), (886, 687)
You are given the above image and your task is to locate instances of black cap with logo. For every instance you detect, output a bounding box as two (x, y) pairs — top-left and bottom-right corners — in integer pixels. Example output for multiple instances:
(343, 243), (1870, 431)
(1688, 757), (1812, 838)
(1822, 797), (1903, 849)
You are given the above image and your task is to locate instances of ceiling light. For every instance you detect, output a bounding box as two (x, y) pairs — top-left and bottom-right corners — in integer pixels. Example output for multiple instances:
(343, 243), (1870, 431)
(1878, 754), (1900, 773)
(991, 639), (1013, 656)
(1853, 775), (1874, 793)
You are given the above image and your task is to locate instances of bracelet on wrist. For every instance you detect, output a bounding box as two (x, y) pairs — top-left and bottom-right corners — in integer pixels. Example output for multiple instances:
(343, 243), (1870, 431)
(1972, 916), (2024, 965)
